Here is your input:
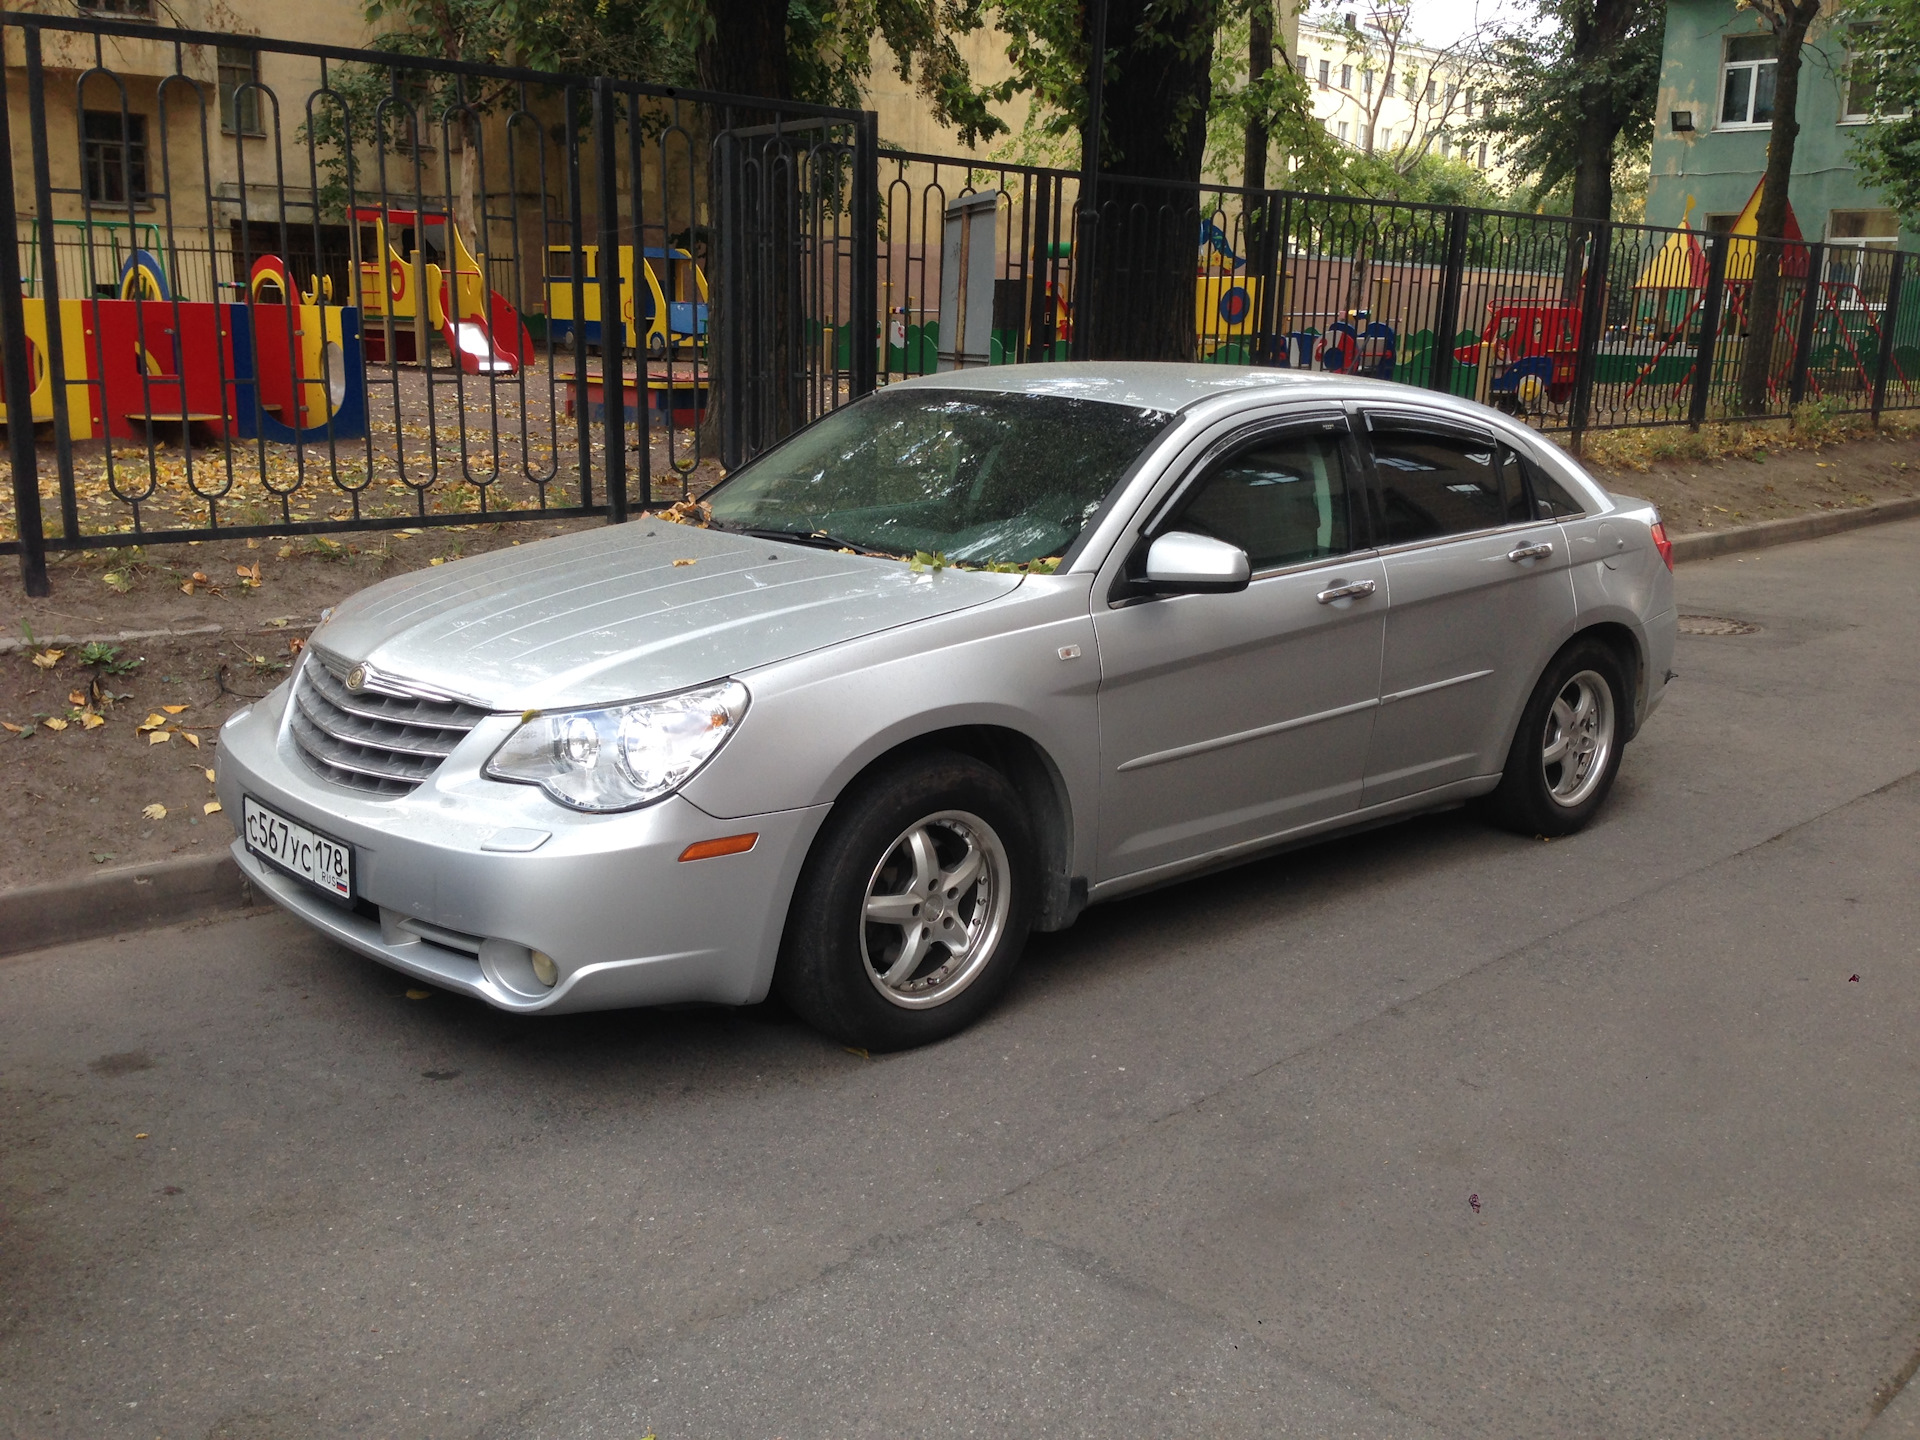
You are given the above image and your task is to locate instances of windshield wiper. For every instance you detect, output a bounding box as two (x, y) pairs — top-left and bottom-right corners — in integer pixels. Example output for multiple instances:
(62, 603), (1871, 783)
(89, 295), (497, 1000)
(733, 525), (901, 557)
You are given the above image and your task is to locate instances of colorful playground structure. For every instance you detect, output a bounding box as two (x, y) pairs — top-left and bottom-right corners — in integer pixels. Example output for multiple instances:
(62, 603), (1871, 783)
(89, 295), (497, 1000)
(0, 209), (551, 442)
(0, 247), (368, 442)
(355, 207), (532, 375)
(544, 244), (710, 359)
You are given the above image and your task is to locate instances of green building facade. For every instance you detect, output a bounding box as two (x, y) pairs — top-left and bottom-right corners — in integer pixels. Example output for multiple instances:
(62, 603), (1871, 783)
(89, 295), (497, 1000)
(1646, 0), (1910, 254)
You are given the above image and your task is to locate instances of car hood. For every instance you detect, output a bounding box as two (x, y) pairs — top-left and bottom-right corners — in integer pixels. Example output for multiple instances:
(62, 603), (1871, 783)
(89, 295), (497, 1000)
(309, 522), (1024, 710)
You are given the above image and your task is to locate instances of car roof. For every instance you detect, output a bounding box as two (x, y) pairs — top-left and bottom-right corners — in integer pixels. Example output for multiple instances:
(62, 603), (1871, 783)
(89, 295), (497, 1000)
(886, 361), (1489, 421)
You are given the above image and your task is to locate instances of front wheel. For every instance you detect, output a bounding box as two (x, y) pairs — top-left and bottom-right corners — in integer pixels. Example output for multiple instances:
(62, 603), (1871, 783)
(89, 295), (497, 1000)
(775, 751), (1036, 1050)
(1481, 641), (1628, 838)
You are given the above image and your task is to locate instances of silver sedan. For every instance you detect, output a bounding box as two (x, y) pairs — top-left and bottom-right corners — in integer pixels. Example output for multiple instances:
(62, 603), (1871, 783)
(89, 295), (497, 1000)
(217, 364), (1677, 1049)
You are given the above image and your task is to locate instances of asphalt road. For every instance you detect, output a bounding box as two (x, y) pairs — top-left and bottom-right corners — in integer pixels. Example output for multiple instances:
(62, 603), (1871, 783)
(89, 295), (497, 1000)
(5, 518), (1920, 1440)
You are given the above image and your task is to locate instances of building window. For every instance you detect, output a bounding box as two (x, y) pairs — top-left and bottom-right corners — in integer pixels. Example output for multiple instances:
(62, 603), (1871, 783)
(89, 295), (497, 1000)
(1827, 210), (1900, 290)
(1405, 72), (1418, 101)
(1379, 127), (1392, 148)
(1384, 69), (1394, 94)
(1363, 69), (1372, 95)
(1426, 77), (1437, 102)
(1318, 58), (1330, 88)
(1478, 141), (1489, 167)
(1465, 88), (1475, 107)
(82, 110), (148, 206)
(1340, 63), (1352, 89)
(77, 0), (153, 14)
(1336, 120), (1350, 143)
(219, 46), (263, 135)
(1720, 34), (1777, 127)
(1840, 27), (1904, 120)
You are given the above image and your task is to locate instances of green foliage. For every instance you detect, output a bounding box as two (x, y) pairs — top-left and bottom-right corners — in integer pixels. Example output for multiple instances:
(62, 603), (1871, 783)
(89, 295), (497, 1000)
(1843, 0), (1920, 222)
(1475, 0), (1665, 206)
(76, 642), (142, 675)
(1206, 2), (1343, 187)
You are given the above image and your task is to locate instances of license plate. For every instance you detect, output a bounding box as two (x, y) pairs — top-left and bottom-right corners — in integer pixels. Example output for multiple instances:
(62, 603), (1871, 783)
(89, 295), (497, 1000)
(243, 796), (354, 901)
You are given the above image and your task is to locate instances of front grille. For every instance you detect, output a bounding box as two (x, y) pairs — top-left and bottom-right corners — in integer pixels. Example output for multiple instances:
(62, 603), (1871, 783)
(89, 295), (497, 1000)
(289, 653), (489, 796)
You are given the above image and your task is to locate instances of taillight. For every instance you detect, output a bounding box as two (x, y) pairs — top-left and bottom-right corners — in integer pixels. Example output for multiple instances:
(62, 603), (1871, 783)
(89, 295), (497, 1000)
(1650, 520), (1674, 571)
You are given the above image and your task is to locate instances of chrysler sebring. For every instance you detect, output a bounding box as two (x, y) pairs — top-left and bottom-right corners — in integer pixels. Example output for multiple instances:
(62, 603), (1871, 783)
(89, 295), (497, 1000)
(218, 363), (1677, 1049)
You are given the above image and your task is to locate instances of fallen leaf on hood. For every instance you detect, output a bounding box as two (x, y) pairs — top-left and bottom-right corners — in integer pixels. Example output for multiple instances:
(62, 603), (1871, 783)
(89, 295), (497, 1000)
(672, 558), (697, 567)
(142, 803), (167, 820)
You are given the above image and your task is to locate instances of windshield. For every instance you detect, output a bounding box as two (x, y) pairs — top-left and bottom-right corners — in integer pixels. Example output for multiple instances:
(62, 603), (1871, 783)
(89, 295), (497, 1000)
(703, 388), (1176, 564)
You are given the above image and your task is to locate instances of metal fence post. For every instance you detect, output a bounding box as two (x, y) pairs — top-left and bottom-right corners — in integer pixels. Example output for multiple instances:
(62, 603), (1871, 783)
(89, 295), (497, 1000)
(850, 111), (879, 398)
(1690, 234), (1728, 430)
(0, 41), (50, 596)
(1871, 249), (1905, 425)
(593, 79), (627, 523)
(1568, 219), (1612, 446)
(23, 28), (76, 548)
(1428, 206), (1467, 395)
(1787, 240), (1823, 411)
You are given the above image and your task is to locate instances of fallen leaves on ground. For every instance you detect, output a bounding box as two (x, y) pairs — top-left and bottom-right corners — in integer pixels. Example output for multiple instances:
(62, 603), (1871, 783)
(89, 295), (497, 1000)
(204, 800), (222, 815)
(42, 717), (67, 732)
(142, 803), (167, 820)
(81, 712), (105, 730)
(30, 649), (63, 670)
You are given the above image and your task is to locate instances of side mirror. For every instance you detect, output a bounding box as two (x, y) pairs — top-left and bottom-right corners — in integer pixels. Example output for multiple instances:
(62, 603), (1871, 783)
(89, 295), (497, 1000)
(1143, 531), (1252, 594)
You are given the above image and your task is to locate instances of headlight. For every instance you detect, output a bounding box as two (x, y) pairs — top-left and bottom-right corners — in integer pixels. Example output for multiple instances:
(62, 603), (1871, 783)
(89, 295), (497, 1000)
(484, 679), (749, 812)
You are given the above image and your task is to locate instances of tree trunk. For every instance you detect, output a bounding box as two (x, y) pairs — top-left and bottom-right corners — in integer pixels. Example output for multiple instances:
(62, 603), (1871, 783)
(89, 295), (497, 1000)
(1737, 0), (1820, 415)
(697, 0), (792, 101)
(1244, 0), (1272, 193)
(1083, 0), (1216, 360)
(696, 0), (796, 467)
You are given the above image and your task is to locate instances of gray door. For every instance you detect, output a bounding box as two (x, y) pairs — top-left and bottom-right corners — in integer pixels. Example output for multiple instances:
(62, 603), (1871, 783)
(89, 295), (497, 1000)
(1359, 416), (1578, 807)
(1093, 418), (1385, 882)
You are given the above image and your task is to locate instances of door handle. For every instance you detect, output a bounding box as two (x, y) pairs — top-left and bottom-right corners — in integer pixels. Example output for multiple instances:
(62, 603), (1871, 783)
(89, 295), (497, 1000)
(1507, 542), (1553, 562)
(1316, 579), (1378, 604)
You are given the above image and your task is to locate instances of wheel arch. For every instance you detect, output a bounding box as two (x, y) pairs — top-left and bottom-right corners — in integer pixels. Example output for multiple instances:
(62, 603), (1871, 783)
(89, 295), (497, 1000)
(1570, 620), (1647, 739)
(821, 724), (1082, 934)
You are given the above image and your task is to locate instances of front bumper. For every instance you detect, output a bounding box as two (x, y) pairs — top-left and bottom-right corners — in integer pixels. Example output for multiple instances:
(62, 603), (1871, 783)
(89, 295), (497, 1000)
(217, 681), (829, 1014)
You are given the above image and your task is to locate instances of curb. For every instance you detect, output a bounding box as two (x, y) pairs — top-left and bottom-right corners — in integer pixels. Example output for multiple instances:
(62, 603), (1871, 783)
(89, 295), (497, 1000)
(3, 498), (1919, 960)
(1670, 494), (1920, 563)
(0, 852), (258, 960)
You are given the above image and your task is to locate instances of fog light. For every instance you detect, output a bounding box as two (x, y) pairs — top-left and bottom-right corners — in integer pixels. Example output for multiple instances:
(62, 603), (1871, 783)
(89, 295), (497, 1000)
(530, 949), (558, 987)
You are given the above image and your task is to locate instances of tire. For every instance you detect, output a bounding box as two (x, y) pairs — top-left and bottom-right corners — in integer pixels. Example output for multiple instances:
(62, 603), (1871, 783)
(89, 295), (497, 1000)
(1481, 640), (1629, 838)
(775, 750), (1036, 1050)
(647, 332), (668, 361)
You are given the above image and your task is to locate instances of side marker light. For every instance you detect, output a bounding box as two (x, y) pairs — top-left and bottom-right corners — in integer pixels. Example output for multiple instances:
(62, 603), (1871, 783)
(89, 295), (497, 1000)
(678, 833), (759, 862)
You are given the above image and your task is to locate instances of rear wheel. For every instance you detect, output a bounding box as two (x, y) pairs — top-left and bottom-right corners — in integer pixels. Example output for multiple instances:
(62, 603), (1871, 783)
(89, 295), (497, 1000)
(776, 751), (1035, 1050)
(1482, 640), (1628, 838)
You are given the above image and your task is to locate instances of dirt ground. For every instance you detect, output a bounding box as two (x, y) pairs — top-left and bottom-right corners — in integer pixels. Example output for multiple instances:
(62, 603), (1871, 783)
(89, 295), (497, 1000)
(2, 425), (1917, 891)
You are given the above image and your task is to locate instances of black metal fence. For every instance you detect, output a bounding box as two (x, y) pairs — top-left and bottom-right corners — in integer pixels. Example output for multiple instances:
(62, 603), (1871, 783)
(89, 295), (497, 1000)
(869, 149), (1920, 434)
(0, 10), (875, 593)
(5, 11), (1917, 595)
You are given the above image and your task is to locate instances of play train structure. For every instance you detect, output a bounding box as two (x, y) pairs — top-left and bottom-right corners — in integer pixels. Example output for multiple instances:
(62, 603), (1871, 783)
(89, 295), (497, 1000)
(0, 207), (555, 440)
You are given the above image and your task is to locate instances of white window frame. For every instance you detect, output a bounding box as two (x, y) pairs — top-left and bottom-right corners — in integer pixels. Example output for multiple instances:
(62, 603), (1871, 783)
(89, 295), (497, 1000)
(1718, 36), (1777, 130)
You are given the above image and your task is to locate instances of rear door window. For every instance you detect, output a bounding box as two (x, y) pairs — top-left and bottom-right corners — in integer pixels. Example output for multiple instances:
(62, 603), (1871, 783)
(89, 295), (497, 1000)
(1363, 423), (1504, 545)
